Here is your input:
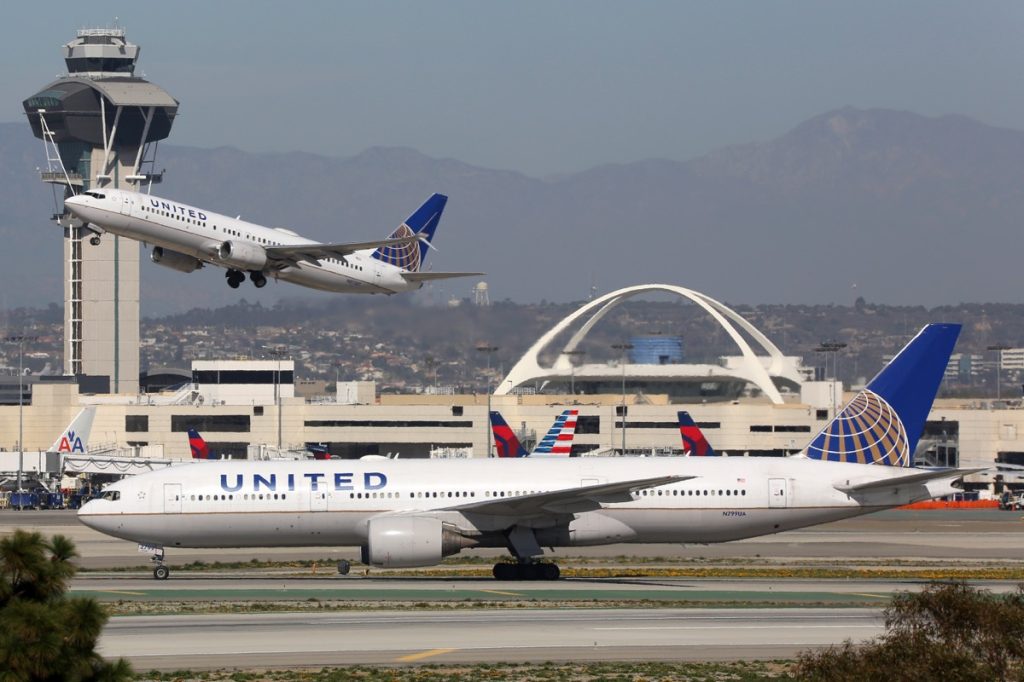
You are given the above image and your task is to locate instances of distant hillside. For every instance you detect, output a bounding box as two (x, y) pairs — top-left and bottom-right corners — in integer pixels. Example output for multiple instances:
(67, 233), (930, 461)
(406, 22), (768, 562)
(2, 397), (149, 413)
(1, 107), (1023, 314)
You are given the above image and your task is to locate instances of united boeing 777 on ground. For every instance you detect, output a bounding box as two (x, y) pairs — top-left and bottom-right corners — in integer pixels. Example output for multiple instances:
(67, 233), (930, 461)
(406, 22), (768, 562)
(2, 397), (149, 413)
(80, 325), (977, 581)
(63, 190), (480, 292)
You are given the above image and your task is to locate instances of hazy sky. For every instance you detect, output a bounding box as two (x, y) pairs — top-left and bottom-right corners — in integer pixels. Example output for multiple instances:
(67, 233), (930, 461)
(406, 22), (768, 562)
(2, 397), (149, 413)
(4, 1), (1024, 176)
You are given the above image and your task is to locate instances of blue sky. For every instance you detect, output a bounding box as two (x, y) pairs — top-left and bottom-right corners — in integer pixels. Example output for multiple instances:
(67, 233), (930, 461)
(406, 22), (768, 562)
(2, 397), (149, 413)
(4, 1), (1024, 176)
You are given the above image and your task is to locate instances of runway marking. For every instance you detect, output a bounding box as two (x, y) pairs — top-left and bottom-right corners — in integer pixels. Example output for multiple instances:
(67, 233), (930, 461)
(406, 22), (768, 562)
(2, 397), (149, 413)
(98, 590), (147, 596)
(850, 593), (888, 599)
(479, 589), (523, 597)
(397, 647), (458, 662)
(594, 624), (877, 631)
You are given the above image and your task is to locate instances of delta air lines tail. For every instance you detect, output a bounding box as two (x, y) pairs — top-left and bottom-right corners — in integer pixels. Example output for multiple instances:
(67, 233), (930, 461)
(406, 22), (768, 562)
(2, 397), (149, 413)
(677, 411), (716, 456)
(187, 429), (217, 460)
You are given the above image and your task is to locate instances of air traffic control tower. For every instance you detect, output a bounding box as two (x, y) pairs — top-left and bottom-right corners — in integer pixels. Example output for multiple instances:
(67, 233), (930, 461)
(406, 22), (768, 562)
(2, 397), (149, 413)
(23, 28), (178, 393)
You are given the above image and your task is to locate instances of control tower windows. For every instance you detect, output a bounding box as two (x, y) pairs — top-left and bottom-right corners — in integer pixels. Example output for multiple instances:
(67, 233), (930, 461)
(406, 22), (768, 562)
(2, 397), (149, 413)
(65, 57), (134, 74)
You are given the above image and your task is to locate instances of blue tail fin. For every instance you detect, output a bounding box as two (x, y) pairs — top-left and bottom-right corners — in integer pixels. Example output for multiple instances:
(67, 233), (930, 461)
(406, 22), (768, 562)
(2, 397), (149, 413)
(489, 411), (530, 458)
(372, 194), (448, 272)
(805, 324), (960, 467)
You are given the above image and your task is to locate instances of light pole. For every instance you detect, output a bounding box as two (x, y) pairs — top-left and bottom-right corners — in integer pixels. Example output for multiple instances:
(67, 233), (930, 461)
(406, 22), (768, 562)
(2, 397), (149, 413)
(562, 349), (586, 396)
(5, 335), (38, 507)
(815, 341), (847, 418)
(988, 344), (1010, 402)
(265, 346), (287, 449)
(476, 345), (499, 457)
(611, 343), (633, 455)
(332, 360), (343, 403)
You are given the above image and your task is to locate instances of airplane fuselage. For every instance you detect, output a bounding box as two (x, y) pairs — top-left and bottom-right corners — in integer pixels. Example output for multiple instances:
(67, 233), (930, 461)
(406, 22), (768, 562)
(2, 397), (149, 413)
(64, 189), (421, 294)
(78, 456), (955, 552)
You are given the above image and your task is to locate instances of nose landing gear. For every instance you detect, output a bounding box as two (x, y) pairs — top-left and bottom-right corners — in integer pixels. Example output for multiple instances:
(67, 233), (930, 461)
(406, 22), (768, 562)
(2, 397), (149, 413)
(149, 547), (169, 580)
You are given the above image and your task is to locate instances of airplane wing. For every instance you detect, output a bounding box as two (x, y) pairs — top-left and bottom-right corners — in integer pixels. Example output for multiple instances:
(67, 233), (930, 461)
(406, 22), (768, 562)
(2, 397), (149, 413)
(834, 467), (987, 494)
(264, 234), (423, 267)
(401, 271), (485, 282)
(442, 474), (694, 518)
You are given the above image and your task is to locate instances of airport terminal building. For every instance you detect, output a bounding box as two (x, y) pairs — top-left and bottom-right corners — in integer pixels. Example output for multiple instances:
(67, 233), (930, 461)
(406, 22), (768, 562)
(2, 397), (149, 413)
(0, 285), (1020, 495)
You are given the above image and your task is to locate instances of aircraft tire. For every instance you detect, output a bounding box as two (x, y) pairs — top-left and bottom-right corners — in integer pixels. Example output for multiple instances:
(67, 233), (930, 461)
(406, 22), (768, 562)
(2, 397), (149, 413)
(492, 563), (515, 580)
(89, 236), (101, 246)
(153, 565), (170, 580)
(250, 272), (267, 288)
(519, 563), (540, 581)
(337, 560), (350, 575)
(541, 563), (560, 580)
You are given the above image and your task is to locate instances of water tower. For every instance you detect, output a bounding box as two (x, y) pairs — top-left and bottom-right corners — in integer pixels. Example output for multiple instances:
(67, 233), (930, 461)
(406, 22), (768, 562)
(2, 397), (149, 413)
(23, 27), (178, 392)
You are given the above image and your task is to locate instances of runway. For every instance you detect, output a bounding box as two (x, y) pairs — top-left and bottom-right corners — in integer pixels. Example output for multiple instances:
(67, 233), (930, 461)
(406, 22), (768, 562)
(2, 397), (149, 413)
(7, 508), (1024, 569)
(98, 607), (884, 669)
(5, 508), (1023, 668)
(71, 575), (1022, 606)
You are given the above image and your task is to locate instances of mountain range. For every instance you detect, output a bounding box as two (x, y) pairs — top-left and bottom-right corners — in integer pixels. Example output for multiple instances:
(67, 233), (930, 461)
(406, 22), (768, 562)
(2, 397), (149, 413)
(1, 106), (1022, 314)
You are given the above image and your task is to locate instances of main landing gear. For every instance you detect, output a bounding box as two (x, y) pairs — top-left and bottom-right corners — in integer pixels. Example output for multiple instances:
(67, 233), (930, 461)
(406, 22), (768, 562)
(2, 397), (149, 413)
(337, 560), (351, 575)
(226, 269), (268, 289)
(89, 235), (101, 246)
(226, 269), (245, 288)
(493, 526), (560, 580)
(492, 561), (560, 581)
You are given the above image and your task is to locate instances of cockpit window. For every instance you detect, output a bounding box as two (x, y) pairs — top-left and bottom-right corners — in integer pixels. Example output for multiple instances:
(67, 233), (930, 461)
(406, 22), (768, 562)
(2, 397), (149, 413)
(82, 191), (106, 199)
(101, 490), (120, 501)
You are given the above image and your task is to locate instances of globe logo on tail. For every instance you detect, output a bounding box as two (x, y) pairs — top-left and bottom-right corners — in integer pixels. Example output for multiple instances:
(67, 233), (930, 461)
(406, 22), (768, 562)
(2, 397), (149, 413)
(806, 390), (910, 466)
(374, 224), (422, 271)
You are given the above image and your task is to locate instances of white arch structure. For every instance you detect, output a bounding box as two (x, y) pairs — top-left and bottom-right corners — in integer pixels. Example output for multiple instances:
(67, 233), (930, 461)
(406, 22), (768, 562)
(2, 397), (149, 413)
(495, 284), (804, 404)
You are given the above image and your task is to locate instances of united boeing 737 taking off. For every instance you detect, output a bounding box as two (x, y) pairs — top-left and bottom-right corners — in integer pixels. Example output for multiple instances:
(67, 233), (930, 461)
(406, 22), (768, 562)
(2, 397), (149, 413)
(62, 189), (480, 293)
(80, 325), (978, 581)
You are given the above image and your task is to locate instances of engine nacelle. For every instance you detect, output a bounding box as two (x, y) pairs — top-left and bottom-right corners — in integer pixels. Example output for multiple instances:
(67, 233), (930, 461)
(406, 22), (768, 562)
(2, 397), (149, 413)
(216, 240), (267, 270)
(365, 516), (474, 568)
(151, 247), (202, 273)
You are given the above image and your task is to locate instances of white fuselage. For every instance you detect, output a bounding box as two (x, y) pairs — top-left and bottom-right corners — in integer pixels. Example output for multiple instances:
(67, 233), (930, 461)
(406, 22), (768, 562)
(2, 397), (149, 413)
(64, 189), (418, 294)
(78, 456), (957, 554)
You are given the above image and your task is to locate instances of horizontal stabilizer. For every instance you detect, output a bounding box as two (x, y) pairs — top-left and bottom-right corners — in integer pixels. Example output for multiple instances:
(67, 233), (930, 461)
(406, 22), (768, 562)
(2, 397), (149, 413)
(835, 467), (987, 494)
(401, 271), (485, 282)
(445, 474), (694, 518)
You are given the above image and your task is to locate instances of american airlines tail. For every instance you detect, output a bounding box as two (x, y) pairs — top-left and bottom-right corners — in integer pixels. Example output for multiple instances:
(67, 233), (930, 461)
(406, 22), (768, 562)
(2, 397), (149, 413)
(49, 407), (95, 454)
(371, 194), (447, 272)
(804, 323), (960, 467)
(532, 409), (578, 456)
(678, 411), (716, 456)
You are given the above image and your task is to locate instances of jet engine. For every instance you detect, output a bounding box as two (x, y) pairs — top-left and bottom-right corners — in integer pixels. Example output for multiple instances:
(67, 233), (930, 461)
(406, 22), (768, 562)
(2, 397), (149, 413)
(216, 240), (267, 270)
(364, 516), (476, 568)
(151, 247), (202, 273)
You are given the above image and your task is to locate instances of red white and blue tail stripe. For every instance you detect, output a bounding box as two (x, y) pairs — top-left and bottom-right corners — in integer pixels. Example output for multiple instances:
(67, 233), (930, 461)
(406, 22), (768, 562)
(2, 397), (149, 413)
(533, 409), (578, 456)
